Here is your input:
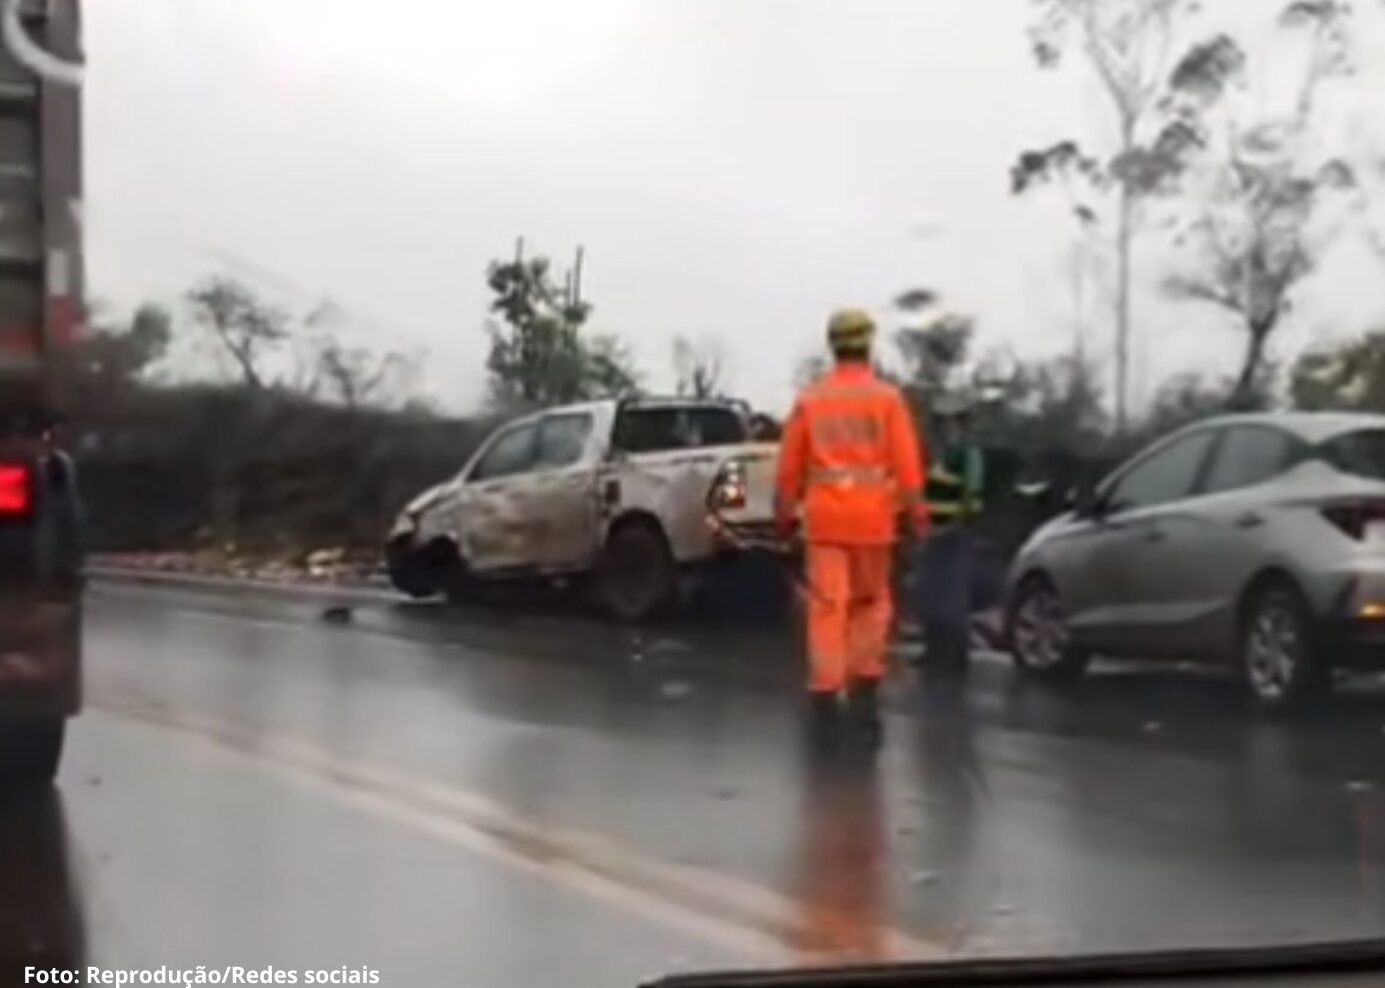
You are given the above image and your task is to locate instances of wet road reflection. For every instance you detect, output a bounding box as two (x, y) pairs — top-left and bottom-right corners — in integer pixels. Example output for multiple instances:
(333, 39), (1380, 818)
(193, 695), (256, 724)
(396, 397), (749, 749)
(59, 580), (1385, 976)
(1350, 785), (1385, 930)
(792, 743), (889, 962)
(0, 789), (85, 986)
(908, 686), (987, 953)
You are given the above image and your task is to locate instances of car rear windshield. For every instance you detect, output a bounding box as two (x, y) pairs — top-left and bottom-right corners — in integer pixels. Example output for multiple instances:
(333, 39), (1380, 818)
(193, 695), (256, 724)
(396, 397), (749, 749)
(1317, 429), (1385, 480)
(613, 406), (747, 453)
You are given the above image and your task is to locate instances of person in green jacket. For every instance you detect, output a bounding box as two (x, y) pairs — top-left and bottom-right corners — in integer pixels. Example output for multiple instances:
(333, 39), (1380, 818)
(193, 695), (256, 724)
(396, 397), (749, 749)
(919, 395), (985, 679)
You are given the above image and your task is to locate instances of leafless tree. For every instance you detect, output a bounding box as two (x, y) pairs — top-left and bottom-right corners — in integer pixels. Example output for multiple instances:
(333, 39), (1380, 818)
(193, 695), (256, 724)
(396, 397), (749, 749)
(186, 275), (289, 391)
(300, 300), (412, 409)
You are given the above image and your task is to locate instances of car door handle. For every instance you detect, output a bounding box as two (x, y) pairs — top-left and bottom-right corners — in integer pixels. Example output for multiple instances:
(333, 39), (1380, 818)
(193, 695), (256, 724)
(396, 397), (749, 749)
(1234, 511), (1265, 529)
(1143, 528), (1165, 543)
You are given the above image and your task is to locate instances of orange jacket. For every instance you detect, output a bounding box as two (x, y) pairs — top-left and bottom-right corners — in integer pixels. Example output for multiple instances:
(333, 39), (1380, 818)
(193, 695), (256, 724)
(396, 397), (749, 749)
(775, 362), (927, 546)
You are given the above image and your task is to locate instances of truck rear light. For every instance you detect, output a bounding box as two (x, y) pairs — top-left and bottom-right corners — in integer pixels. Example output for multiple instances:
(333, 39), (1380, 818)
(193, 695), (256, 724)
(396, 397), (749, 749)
(708, 461), (748, 512)
(1321, 501), (1385, 541)
(712, 480), (747, 511)
(0, 462), (32, 518)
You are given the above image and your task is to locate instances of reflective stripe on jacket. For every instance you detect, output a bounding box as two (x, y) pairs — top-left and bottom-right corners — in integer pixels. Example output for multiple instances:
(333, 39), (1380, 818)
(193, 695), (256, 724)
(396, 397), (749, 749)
(775, 363), (926, 545)
(926, 444), (985, 520)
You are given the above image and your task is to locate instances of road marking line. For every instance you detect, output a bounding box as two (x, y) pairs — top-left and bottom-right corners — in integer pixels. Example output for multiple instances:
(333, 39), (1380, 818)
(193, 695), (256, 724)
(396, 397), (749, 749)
(90, 568), (394, 604)
(92, 693), (781, 960)
(91, 689), (947, 965)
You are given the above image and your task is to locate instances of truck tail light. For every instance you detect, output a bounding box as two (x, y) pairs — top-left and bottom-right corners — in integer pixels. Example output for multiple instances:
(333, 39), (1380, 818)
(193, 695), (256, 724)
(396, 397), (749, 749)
(0, 461), (32, 518)
(708, 460), (748, 512)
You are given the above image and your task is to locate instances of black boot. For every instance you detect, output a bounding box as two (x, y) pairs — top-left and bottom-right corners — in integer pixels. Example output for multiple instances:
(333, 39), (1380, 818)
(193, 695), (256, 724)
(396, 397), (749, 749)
(805, 692), (840, 752)
(922, 620), (945, 674)
(847, 679), (883, 750)
(948, 622), (973, 679)
(953, 626), (973, 679)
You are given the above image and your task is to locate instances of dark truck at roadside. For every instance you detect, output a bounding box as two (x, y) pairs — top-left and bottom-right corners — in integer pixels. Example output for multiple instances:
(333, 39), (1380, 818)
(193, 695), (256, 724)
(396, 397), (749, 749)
(0, 427), (82, 785)
(0, 0), (86, 787)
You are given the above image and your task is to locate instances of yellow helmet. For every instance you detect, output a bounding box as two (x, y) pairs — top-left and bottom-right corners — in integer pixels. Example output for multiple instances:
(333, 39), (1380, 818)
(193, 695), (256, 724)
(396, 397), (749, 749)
(826, 308), (876, 350)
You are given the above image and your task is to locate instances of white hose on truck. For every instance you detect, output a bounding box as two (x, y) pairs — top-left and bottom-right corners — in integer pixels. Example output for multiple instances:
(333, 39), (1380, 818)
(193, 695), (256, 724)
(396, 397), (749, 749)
(3, 0), (83, 88)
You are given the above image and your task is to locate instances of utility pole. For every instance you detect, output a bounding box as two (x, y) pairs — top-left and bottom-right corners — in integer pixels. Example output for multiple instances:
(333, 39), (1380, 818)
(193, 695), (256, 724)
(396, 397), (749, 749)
(1114, 174), (1133, 436)
(559, 246), (586, 327)
(572, 246), (585, 308)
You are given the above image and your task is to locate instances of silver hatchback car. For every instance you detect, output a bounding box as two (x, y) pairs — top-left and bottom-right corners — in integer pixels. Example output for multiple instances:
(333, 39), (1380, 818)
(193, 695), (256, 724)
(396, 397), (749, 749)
(1004, 412), (1385, 709)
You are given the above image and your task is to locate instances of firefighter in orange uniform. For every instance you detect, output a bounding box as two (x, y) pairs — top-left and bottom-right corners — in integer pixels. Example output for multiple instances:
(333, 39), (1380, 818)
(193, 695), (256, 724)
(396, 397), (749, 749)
(776, 309), (929, 746)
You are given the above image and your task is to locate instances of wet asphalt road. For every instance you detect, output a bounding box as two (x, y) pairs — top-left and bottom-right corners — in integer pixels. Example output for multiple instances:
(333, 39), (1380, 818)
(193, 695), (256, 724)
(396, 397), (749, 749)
(8, 577), (1385, 987)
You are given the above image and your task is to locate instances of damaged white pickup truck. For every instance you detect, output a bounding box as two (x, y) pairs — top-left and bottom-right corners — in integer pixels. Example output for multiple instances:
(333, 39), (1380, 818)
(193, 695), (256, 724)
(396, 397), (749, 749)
(386, 397), (779, 620)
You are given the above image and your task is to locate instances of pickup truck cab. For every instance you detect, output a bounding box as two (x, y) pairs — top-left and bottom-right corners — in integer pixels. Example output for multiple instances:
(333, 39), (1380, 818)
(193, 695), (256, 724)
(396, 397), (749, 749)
(0, 431), (83, 786)
(387, 397), (778, 620)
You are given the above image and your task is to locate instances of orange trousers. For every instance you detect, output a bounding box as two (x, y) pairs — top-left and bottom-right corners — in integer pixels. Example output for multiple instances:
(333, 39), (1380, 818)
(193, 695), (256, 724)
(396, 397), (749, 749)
(804, 544), (894, 694)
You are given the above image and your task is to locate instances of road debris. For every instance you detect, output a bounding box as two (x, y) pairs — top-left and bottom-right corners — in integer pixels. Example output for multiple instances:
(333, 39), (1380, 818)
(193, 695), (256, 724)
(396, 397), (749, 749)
(321, 605), (354, 625)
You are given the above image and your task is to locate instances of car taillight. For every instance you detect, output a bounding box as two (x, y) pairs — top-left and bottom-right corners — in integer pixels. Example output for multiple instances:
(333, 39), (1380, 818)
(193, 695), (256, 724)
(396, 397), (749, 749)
(1321, 501), (1385, 541)
(0, 462), (32, 518)
(708, 461), (748, 512)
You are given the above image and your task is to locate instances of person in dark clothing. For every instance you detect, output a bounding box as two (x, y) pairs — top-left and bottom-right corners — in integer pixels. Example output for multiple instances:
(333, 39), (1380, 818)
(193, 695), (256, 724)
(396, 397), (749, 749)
(919, 396), (985, 679)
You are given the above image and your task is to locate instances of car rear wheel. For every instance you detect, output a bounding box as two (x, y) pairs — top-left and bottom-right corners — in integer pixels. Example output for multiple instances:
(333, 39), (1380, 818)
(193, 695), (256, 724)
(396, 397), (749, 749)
(596, 521), (676, 623)
(0, 719), (64, 787)
(1007, 575), (1091, 683)
(1239, 582), (1326, 712)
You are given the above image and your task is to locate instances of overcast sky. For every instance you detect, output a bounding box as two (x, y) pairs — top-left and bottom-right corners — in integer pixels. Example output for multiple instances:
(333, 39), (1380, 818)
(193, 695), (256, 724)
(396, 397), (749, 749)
(82, 0), (1385, 414)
